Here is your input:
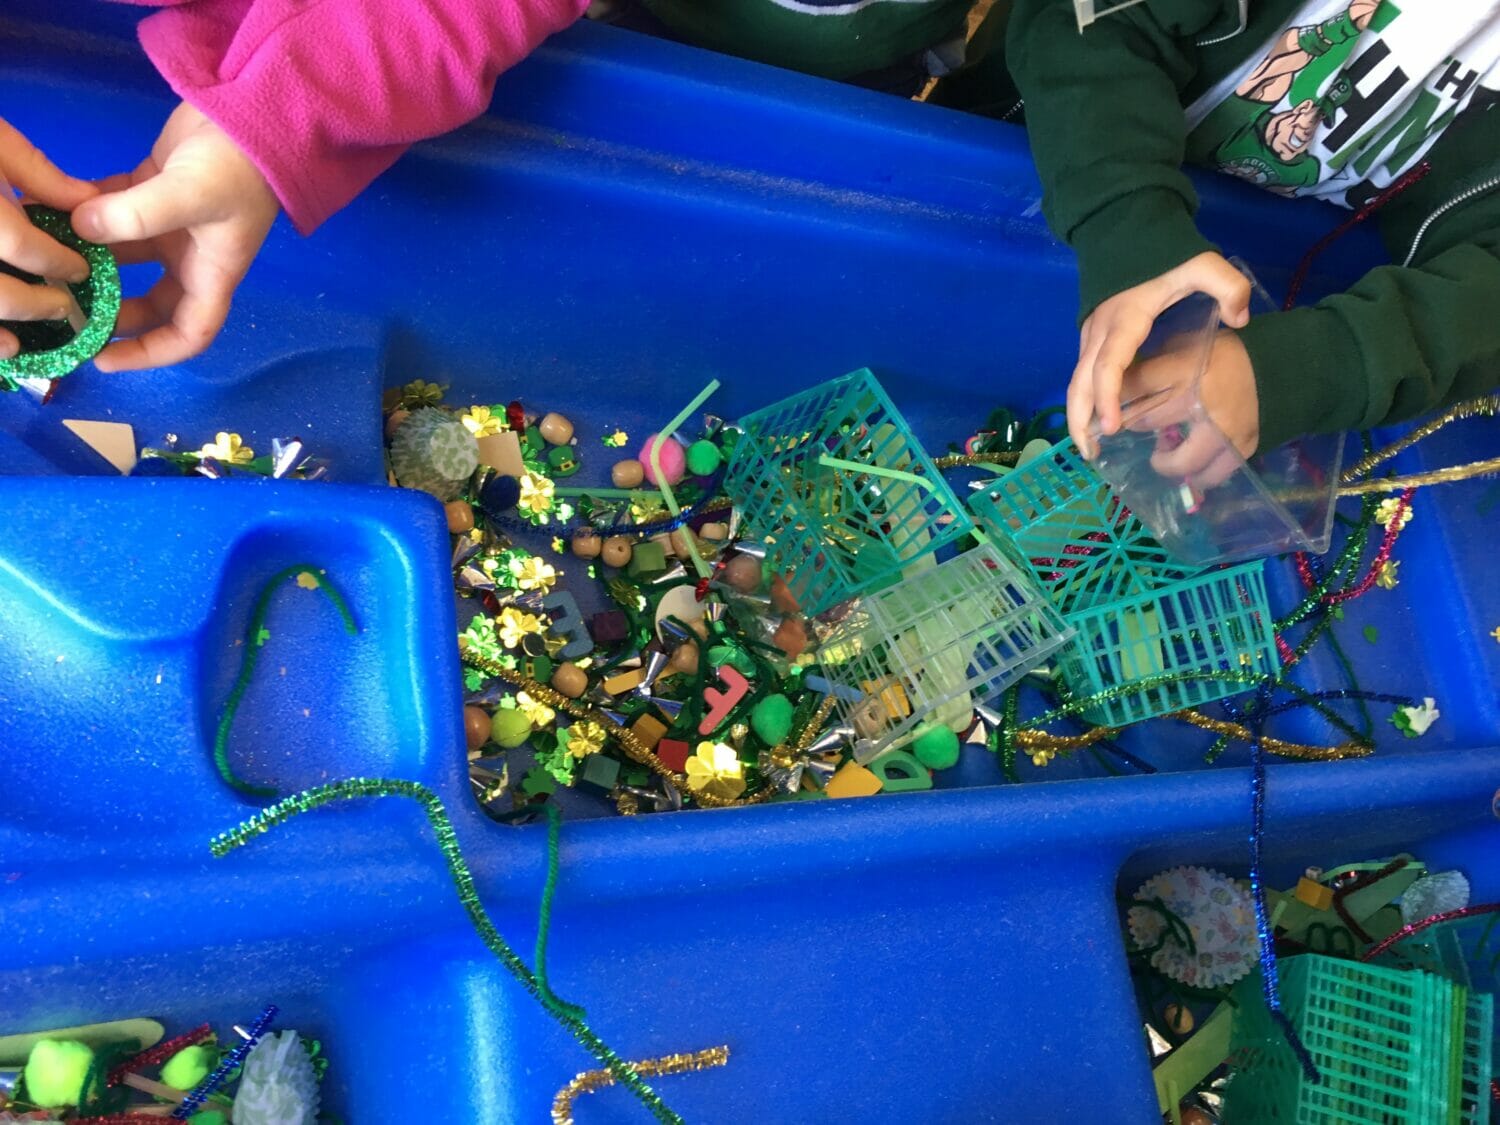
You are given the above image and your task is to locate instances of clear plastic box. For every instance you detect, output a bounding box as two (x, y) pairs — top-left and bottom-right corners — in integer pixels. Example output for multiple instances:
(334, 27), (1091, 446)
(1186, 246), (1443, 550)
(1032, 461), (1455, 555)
(1087, 277), (1344, 567)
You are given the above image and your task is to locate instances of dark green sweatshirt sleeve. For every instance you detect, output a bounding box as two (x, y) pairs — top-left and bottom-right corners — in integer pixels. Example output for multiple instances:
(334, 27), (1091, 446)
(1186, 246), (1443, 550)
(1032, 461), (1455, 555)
(1240, 114), (1500, 452)
(1007, 0), (1235, 318)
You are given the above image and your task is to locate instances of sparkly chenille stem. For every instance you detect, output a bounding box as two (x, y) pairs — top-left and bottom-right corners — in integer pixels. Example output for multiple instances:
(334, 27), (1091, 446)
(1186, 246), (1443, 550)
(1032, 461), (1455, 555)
(213, 565), (358, 799)
(552, 1046), (731, 1125)
(1340, 395), (1500, 482)
(170, 1005), (276, 1118)
(107, 1024), (212, 1086)
(210, 778), (684, 1124)
(1358, 903), (1500, 962)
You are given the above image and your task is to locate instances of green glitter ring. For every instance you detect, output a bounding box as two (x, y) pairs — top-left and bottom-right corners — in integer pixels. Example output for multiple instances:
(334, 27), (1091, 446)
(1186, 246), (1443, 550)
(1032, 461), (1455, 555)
(0, 205), (121, 391)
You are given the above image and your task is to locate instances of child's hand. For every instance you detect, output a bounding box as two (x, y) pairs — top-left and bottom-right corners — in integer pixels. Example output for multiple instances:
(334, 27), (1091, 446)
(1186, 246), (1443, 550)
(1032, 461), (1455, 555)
(1069, 251), (1251, 457)
(1120, 329), (1259, 490)
(71, 103), (279, 372)
(0, 117), (99, 357)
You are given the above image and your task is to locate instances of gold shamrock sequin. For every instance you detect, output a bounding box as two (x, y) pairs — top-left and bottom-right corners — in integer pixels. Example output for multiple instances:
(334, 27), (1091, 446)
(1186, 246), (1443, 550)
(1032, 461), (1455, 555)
(519, 471), (556, 516)
(685, 741), (746, 800)
(517, 691), (556, 728)
(498, 607), (546, 649)
(461, 405), (505, 437)
(563, 720), (607, 759)
(401, 379), (444, 409)
(1375, 559), (1400, 590)
(1376, 496), (1413, 531)
(199, 432), (254, 465)
(510, 555), (558, 593)
(1029, 747), (1056, 768)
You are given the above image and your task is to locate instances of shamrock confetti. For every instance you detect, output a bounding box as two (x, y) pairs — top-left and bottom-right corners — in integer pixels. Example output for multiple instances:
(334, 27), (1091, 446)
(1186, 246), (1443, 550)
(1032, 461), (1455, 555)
(461, 405), (506, 437)
(199, 432), (254, 465)
(1391, 697), (1440, 738)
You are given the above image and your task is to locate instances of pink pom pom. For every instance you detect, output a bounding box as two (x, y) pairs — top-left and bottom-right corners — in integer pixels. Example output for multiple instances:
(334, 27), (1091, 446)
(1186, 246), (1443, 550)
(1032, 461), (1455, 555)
(638, 433), (686, 487)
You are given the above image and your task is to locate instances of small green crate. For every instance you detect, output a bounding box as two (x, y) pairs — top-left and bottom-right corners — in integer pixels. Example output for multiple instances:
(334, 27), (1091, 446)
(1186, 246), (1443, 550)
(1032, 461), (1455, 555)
(816, 544), (1072, 759)
(969, 440), (1279, 726)
(725, 369), (973, 617)
(1222, 955), (1493, 1125)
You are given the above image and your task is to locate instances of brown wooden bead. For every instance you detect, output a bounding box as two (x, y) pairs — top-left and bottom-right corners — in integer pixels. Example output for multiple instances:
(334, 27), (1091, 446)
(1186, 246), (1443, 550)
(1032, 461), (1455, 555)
(601, 536), (633, 568)
(669, 641), (699, 674)
(464, 705), (491, 753)
(551, 662), (589, 699)
(611, 459), (645, 488)
(384, 408), (411, 439)
(722, 553), (762, 593)
(444, 501), (475, 534)
(571, 531), (602, 559)
(538, 412), (574, 445)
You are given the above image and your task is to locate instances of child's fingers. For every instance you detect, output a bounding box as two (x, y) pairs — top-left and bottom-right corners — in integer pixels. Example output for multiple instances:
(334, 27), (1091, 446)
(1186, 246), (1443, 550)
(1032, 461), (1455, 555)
(1186, 447), (1244, 491)
(0, 272), (73, 321)
(1089, 316), (1151, 438)
(113, 295), (168, 338)
(1149, 423), (1223, 481)
(95, 282), (228, 372)
(0, 119), (98, 212)
(0, 198), (91, 282)
(1068, 329), (1104, 456)
(1199, 263), (1251, 328)
(0, 327), (18, 359)
(71, 169), (201, 246)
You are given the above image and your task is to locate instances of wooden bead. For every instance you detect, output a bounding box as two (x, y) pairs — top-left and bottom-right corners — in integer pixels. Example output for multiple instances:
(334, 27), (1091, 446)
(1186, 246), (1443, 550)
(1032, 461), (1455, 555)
(1163, 1004), (1194, 1036)
(602, 536), (633, 568)
(539, 412), (574, 445)
(722, 553), (762, 593)
(384, 408), (411, 439)
(464, 706), (490, 753)
(669, 641), (699, 674)
(1179, 1109), (1213, 1125)
(444, 501), (475, 534)
(551, 662), (588, 699)
(571, 531), (602, 559)
(611, 459), (645, 489)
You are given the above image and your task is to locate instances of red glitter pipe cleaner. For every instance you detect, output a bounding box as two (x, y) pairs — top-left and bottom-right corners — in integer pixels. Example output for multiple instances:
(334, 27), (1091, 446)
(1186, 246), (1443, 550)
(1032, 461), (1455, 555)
(1357, 902), (1500, 961)
(107, 1024), (213, 1086)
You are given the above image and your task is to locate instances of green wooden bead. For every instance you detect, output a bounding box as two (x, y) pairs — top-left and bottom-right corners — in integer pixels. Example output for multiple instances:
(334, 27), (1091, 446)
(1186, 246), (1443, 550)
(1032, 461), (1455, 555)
(870, 749), (934, 792)
(911, 725), (961, 770)
(751, 694), (794, 745)
(490, 707), (533, 749)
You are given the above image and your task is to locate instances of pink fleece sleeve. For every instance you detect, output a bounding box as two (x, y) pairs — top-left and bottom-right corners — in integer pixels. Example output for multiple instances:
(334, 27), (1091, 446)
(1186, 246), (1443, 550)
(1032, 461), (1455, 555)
(132, 0), (588, 233)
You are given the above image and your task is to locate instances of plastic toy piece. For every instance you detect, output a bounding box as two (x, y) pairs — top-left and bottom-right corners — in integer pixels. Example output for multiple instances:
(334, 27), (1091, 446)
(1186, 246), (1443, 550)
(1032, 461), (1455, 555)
(1294, 876), (1334, 912)
(589, 610), (629, 646)
(656, 738), (691, 773)
(61, 419), (136, 475)
(541, 591), (592, 659)
(577, 753), (621, 793)
(861, 678), (912, 722)
(868, 751), (932, 792)
(631, 713), (668, 751)
(628, 541), (669, 580)
(475, 430), (525, 477)
(698, 665), (749, 735)
(824, 760), (882, 799)
(602, 668), (646, 695)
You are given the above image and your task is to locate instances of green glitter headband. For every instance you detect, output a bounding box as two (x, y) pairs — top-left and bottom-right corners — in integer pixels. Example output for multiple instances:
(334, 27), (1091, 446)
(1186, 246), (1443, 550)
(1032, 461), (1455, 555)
(0, 205), (121, 392)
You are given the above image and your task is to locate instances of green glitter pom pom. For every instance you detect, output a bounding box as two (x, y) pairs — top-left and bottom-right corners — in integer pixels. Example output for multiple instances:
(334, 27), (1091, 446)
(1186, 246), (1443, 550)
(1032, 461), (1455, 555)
(750, 694), (794, 746)
(0, 206), (121, 391)
(686, 439), (722, 476)
(161, 1043), (214, 1091)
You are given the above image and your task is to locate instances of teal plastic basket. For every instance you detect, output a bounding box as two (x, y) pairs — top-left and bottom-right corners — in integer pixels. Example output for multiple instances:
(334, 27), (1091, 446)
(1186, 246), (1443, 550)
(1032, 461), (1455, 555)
(816, 544), (1072, 759)
(968, 440), (1279, 726)
(1222, 955), (1493, 1125)
(725, 369), (973, 617)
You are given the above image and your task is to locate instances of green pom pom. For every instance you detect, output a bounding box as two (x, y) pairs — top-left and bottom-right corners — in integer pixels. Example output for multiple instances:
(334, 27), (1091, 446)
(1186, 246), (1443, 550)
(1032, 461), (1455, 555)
(160, 1043), (213, 1091)
(190, 1112), (229, 1125)
(686, 439), (722, 476)
(490, 707), (533, 749)
(751, 694), (794, 746)
(24, 1038), (95, 1108)
(911, 725), (960, 770)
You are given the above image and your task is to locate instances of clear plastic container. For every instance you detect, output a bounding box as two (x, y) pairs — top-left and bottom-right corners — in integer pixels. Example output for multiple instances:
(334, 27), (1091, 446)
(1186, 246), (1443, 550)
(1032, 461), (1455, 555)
(1088, 275), (1344, 567)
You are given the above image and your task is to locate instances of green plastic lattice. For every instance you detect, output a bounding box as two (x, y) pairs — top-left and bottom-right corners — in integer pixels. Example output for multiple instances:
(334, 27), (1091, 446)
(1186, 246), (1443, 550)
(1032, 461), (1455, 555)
(1222, 955), (1493, 1125)
(968, 440), (1278, 726)
(816, 544), (1071, 760)
(725, 369), (973, 616)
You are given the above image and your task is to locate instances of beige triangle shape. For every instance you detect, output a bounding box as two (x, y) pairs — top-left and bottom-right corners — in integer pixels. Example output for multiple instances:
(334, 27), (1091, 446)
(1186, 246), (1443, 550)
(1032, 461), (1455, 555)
(62, 419), (137, 475)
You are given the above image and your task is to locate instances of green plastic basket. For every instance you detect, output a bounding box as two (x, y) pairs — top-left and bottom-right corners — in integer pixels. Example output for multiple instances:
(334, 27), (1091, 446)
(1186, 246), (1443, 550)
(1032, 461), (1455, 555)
(1222, 955), (1494, 1125)
(968, 440), (1279, 726)
(725, 369), (973, 616)
(816, 544), (1072, 760)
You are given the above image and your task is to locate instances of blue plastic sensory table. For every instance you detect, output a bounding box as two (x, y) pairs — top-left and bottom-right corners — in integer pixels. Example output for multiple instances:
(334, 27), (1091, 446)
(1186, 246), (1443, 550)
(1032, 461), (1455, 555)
(2, 5), (1497, 1122)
